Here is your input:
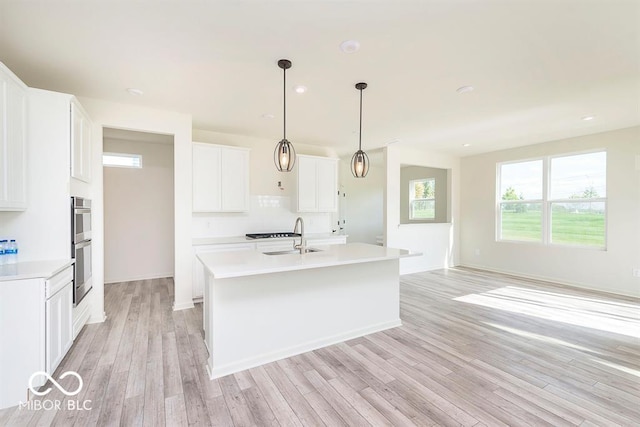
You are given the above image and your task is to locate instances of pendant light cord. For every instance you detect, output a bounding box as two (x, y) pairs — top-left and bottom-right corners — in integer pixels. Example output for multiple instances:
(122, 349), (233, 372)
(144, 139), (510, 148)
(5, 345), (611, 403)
(283, 66), (287, 140)
(358, 87), (363, 151)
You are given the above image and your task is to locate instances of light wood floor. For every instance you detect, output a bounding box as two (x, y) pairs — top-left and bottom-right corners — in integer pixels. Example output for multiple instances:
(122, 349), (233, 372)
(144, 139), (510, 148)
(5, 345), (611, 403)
(2, 268), (639, 426)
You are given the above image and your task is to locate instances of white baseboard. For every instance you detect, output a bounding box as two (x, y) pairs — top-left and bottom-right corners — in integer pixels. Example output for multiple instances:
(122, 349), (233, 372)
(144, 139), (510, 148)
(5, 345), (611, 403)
(88, 312), (107, 324)
(72, 301), (92, 339)
(173, 300), (195, 311)
(104, 272), (174, 284)
(458, 263), (637, 298)
(208, 319), (402, 379)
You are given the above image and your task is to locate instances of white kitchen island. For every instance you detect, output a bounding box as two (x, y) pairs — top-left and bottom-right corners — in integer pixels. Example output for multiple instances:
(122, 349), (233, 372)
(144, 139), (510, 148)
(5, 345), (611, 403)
(197, 242), (416, 379)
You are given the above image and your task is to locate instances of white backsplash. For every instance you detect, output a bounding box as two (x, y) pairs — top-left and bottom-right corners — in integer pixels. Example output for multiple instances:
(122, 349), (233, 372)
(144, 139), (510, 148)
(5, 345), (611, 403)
(192, 195), (336, 237)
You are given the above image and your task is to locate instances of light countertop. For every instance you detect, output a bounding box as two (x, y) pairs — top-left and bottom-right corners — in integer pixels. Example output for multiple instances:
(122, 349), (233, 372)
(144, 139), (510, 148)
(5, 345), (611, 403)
(197, 242), (419, 279)
(0, 259), (74, 282)
(193, 233), (347, 246)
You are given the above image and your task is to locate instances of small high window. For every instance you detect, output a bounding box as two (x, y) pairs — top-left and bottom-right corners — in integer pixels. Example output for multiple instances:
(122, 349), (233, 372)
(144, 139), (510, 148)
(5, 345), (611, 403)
(103, 152), (142, 168)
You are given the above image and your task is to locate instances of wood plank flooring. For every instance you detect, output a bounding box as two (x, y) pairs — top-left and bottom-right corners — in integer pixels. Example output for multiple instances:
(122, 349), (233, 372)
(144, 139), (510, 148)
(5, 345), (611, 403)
(1, 267), (639, 426)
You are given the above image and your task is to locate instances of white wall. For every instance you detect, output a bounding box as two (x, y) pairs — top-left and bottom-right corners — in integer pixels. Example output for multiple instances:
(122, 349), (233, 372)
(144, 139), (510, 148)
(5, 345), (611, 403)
(460, 126), (640, 297)
(103, 138), (174, 283)
(385, 145), (461, 274)
(191, 129), (339, 237)
(77, 97), (193, 315)
(339, 149), (384, 244)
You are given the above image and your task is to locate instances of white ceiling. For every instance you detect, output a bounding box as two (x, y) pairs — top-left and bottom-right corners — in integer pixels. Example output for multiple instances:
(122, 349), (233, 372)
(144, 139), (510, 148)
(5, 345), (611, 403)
(1, 0), (638, 157)
(103, 128), (174, 145)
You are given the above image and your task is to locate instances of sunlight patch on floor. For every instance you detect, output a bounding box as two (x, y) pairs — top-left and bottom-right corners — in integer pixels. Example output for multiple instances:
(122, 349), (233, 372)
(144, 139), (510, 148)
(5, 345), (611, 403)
(484, 322), (601, 354)
(592, 358), (640, 378)
(454, 286), (640, 338)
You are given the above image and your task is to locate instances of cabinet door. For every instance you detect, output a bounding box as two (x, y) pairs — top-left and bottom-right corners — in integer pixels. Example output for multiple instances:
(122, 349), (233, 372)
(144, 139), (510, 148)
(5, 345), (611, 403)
(81, 113), (92, 182)
(193, 144), (222, 212)
(70, 100), (92, 183)
(0, 65), (27, 210)
(316, 158), (338, 212)
(297, 156), (317, 211)
(221, 148), (249, 212)
(70, 102), (84, 181)
(0, 278), (44, 408)
(46, 282), (73, 375)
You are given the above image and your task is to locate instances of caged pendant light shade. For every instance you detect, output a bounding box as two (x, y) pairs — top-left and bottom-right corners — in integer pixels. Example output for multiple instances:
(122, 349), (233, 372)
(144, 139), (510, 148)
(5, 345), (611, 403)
(351, 82), (369, 178)
(274, 59), (296, 171)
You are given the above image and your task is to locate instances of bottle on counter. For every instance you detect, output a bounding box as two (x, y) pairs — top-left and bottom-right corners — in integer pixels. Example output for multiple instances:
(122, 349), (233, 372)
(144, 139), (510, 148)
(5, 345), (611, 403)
(5, 240), (18, 264)
(0, 240), (6, 266)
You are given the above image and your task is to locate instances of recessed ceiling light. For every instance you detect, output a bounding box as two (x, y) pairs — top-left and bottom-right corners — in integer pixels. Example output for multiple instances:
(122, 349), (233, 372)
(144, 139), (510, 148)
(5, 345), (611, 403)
(456, 86), (474, 94)
(463, 143), (471, 147)
(340, 40), (361, 54)
(293, 85), (307, 94)
(386, 139), (401, 146)
(581, 115), (595, 121)
(126, 88), (144, 96)
(261, 113), (275, 119)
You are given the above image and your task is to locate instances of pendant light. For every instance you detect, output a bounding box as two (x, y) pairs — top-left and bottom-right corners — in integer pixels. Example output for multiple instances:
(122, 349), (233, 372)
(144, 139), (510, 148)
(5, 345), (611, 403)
(351, 82), (369, 178)
(274, 59), (296, 171)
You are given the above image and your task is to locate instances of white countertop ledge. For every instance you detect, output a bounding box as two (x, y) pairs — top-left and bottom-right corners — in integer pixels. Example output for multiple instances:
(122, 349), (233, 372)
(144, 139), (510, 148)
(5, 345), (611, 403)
(197, 243), (419, 279)
(0, 259), (74, 282)
(193, 233), (347, 246)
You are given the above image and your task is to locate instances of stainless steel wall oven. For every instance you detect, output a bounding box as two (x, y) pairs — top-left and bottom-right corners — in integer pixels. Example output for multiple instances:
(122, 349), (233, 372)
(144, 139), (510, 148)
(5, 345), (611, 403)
(71, 197), (92, 305)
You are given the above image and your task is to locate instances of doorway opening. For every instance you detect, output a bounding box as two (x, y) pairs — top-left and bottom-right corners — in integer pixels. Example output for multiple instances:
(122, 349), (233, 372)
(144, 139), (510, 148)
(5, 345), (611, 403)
(102, 128), (175, 285)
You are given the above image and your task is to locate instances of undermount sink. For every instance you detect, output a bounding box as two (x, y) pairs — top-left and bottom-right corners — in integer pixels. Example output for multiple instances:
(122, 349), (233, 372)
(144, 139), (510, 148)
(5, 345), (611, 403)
(264, 248), (323, 256)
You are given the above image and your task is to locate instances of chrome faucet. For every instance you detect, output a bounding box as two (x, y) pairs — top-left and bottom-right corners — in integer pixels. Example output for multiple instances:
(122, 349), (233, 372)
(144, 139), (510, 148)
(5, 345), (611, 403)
(293, 217), (305, 254)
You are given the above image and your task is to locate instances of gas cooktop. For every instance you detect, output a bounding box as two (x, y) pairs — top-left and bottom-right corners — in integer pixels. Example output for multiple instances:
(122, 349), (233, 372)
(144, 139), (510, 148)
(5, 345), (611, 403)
(246, 232), (301, 239)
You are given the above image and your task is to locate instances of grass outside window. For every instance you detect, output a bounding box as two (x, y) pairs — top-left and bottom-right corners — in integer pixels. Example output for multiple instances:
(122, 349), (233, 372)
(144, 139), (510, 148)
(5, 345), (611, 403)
(497, 151), (606, 249)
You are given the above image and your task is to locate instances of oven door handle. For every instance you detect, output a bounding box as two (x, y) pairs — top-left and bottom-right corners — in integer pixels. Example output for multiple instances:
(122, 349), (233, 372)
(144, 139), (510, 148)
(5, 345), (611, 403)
(75, 240), (92, 249)
(74, 208), (91, 214)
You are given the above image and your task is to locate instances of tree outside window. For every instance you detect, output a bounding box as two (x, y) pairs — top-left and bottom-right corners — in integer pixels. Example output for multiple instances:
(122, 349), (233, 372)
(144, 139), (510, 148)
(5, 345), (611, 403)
(409, 178), (435, 220)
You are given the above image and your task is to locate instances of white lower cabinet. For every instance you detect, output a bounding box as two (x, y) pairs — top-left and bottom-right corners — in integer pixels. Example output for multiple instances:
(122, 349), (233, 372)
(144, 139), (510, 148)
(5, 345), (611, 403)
(46, 282), (73, 375)
(0, 264), (74, 410)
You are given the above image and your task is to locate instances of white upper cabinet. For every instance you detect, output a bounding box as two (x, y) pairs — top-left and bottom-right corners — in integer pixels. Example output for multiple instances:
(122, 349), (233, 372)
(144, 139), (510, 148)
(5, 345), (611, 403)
(192, 142), (250, 212)
(0, 62), (28, 211)
(296, 155), (338, 212)
(70, 99), (92, 183)
(221, 147), (249, 211)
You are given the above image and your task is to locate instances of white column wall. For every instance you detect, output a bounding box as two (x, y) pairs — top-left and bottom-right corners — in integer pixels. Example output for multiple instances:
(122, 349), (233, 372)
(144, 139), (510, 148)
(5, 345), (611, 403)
(384, 145), (461, 274)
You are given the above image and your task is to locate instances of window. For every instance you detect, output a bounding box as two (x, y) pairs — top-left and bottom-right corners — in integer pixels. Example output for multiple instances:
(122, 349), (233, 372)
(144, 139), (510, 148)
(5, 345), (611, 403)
(549, 151), (606, 247)
(409, 178), (435, 220)
(103, 152), (142, 168)
(497, 151), (606, 248)
(498, 160), (543, 242)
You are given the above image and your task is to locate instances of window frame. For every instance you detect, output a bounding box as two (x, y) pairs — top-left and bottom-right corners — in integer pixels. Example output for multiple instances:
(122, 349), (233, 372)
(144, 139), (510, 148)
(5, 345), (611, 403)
(409, 177), (436, 221)
(496, 149), (607, 250)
